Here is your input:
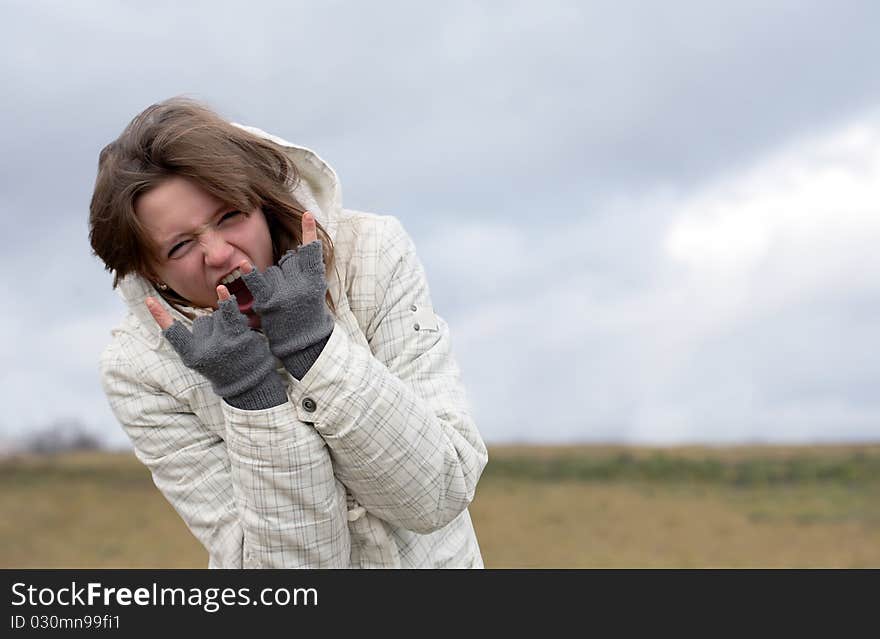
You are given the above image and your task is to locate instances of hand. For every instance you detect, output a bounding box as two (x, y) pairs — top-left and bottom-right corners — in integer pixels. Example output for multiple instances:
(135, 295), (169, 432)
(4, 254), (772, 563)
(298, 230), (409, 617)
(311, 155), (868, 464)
(237, 211), (334, 367)
(145, 287), (287, 409)
(146, 283), (234, 332)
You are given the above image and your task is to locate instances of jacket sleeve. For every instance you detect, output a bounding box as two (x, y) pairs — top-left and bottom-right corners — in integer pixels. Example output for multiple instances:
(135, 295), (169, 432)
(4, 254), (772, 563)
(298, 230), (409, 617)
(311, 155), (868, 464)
(286, 214), (489, 534)
(100, 340), (350, 568)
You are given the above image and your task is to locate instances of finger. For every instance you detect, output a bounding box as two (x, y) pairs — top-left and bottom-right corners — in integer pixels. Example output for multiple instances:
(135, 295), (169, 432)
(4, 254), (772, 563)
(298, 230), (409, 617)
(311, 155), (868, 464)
(278, 249), (299, 273)
(218, 296), (247, 334)
(265, 263), (290, 289)
(191, 315), (214, 341)
(297, 239), (325, 274)
(301, 211), (318, 246)
(240, 261), (271, 301)
(239, 259), (253, 275)
(217, 285), (230, 301)
(145, 297), (174, 331)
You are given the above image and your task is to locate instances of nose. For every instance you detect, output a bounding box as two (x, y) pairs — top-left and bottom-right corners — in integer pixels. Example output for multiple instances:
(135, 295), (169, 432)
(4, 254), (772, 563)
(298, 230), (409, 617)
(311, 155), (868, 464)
(199, 230), (234, 268)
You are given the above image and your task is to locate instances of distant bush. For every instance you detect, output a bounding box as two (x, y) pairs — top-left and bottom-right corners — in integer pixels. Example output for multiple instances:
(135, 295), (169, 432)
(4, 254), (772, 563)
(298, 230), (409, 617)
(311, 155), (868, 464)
(484, 451), (880, 486)
(21, 419), (105, 455)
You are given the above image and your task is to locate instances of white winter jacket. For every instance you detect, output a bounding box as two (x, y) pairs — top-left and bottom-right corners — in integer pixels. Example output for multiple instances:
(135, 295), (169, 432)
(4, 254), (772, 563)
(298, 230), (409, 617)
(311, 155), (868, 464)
(99, 126), (488, 568)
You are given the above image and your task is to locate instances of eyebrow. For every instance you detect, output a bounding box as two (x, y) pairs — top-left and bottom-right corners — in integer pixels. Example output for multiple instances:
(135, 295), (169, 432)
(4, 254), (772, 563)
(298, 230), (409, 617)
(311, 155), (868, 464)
(161, 203), (231, 252)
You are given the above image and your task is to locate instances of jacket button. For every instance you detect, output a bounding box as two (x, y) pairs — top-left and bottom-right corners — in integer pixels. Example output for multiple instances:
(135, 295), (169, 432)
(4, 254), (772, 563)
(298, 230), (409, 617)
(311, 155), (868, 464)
(301, 397), (317, 412)
(413, 323), (420, 331)
(410, 304), (418, 312)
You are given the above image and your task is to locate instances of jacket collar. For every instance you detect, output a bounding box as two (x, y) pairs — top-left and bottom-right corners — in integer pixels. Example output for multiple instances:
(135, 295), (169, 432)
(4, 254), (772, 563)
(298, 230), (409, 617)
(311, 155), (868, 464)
(116, 124), (344, 351)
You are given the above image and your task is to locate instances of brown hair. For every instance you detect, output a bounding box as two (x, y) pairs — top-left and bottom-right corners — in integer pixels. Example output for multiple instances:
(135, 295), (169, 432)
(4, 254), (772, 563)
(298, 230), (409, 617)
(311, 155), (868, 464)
(89, 96), (337, 319)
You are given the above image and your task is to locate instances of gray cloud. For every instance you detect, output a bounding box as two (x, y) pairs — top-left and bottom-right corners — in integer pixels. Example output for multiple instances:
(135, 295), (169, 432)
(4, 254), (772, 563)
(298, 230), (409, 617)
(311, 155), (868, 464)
(1, 1), (879, 445)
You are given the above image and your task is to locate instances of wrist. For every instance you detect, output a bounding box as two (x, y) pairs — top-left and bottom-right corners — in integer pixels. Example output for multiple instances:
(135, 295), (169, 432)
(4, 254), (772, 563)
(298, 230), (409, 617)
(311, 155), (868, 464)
(267, 310), (334, 360)
(223, 370), (288, 410)
(281, 335), (331, 381)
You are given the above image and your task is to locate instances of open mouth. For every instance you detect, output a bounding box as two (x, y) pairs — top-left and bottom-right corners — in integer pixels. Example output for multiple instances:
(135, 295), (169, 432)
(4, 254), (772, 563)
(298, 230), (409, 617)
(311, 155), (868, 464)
(225, 276), (254, 313)
(219, 269), (254, 314)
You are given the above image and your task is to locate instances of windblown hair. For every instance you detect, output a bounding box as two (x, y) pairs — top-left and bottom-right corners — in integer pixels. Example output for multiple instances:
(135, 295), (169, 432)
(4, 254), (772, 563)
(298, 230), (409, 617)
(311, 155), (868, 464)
(89, 97), (336, 319)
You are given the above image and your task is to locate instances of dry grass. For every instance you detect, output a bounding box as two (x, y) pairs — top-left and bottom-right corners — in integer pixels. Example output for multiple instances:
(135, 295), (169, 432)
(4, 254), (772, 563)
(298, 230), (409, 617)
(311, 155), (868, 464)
(0, 451), (204, 568)
(470, 477), (880, 567)
(2, 446), (879, 568)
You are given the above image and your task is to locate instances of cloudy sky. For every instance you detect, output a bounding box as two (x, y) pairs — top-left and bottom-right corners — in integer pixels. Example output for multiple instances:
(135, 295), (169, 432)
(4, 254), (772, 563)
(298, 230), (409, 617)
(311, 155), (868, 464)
(2, 0), (879, 446)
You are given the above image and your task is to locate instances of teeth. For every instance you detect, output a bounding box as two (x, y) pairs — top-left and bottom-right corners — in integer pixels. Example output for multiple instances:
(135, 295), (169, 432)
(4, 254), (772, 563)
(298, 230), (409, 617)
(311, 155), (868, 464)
(220, 269), (243, 285)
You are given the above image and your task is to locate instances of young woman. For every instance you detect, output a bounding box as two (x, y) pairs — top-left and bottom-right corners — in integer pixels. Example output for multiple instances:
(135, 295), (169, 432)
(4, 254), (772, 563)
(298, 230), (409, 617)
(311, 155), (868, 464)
(90, 98), (488, 568)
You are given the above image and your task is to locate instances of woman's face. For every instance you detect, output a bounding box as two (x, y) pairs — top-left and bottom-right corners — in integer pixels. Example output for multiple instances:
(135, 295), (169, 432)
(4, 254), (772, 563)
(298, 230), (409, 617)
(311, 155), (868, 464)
(136, 176), (274, 314)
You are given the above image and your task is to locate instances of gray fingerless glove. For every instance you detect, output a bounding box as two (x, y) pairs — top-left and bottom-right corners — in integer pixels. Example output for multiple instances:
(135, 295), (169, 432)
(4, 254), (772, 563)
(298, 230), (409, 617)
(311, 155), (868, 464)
(241, 240), (335, 380)
(162, 296), (289, 410)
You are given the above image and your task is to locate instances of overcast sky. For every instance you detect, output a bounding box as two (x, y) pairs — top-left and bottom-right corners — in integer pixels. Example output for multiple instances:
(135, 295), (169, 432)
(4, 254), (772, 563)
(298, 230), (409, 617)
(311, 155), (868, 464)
(2, 0), (879, 446)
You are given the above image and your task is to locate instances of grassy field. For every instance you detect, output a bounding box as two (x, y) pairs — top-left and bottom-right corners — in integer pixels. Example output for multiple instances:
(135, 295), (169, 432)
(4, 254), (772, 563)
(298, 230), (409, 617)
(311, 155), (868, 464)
(2, 444), (879, 568)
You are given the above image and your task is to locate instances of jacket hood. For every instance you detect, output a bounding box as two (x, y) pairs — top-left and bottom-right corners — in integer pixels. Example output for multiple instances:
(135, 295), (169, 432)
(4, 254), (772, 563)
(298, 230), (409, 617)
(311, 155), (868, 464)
(115, 124), (344, 350)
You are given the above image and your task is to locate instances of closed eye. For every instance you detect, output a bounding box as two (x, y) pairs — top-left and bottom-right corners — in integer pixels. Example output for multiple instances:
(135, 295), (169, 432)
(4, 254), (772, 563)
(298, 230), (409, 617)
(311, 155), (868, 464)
(167, 211), (243, 258)
(220, 210), (243, 222)
(168, 239), (190, 258)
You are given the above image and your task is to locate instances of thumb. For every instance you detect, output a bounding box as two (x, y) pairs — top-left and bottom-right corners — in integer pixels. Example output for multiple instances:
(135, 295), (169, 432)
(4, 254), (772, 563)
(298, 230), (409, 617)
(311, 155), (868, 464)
(146, 297), (174, 331)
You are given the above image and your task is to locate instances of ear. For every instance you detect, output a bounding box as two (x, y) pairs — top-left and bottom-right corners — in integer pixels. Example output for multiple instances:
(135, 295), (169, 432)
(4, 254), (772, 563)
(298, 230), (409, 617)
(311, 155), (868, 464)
(139, 264), (164, 289)
(139, 253), (162, 280)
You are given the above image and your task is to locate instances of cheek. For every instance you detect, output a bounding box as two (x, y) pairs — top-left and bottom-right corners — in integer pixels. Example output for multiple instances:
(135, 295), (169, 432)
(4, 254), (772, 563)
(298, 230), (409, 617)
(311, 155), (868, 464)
(247, 218), (275, 267)
(163, 259), (205, 293)
(260, 230), (274, 265)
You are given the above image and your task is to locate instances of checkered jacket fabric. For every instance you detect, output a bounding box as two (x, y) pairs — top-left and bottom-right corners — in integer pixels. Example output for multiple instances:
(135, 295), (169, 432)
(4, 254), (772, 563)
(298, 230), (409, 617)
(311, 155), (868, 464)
(99, 128), (488, 568)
